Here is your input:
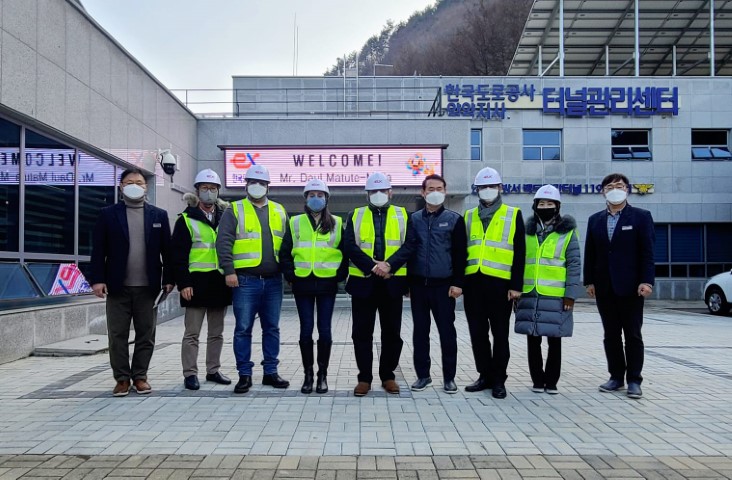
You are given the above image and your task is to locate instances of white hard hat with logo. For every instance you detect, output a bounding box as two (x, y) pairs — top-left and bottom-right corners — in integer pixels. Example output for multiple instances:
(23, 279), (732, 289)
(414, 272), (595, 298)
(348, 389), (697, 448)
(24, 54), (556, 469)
(303, 178), (330, 195)
(473, 167), (502, 186)
(194, 169), (221, 187)
(533, 184), (561, 203)
(245, 164), (270, 182)
(365, 172), (391, 191)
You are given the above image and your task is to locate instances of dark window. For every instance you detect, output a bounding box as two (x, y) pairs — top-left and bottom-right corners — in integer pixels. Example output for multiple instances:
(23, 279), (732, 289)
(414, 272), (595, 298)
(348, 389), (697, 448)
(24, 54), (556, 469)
(470, 129), (482, 161)
(611, 129), (652, 161)
(523, 130), (561, 161)
(78, 153), (117, 256)
(0, 117), (21, 253)
(654, 224), (669, 263)
(670, 225), (703, 262)
(691, 129), (730, 161)
(707, 224), (732, 262)
(24, 130), (75, 254)
(654, 223), (731, 278)
(0, 263), (40, 299)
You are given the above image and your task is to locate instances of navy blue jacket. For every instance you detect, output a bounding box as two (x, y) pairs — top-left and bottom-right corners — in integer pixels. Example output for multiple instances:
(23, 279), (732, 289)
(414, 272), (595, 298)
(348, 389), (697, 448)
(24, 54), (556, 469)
(583, 204), (655, 297)
(89, 202), (173, 295)
(400, 207), (467, 287)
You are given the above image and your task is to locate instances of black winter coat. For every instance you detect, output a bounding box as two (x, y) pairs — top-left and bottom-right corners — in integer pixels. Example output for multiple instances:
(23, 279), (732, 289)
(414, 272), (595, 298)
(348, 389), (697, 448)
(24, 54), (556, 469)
(170, 194), (232, 308)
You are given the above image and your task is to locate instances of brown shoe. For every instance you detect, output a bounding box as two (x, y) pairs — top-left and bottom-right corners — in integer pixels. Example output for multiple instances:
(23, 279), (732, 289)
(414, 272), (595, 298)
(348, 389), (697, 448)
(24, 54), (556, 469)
(133, 379), (152, 394)
(382, 379), (400, 394)
(113, 380), (131, 397)
(353, 382), (371, 397)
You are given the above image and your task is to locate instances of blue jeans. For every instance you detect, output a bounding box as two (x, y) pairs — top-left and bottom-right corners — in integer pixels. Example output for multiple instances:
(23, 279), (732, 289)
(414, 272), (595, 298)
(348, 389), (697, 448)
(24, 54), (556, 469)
(232, 274), (283, 376)
(294, 293), (335, 343)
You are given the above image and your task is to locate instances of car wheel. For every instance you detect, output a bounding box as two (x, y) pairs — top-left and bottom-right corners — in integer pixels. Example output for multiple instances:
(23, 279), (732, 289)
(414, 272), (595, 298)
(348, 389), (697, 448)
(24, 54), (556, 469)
(705, 287), (730, 315)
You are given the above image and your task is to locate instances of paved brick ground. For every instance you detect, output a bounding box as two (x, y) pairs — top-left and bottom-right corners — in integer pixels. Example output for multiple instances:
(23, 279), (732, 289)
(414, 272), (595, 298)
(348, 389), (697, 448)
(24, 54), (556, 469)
(0, 300), (730, 478)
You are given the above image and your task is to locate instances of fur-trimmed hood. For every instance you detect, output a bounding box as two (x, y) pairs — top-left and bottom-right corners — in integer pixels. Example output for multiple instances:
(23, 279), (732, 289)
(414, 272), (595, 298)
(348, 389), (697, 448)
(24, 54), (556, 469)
(526, 213), (576, 235)
(183, 192), (229, 209)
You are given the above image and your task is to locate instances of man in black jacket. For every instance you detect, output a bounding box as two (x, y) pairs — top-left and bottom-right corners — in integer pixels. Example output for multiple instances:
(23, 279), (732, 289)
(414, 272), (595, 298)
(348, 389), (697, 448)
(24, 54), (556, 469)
(402, 174), (467, 394)
(89, 168), (173, 397)
(170, 169), (232, 391)
(343, 172), (413, 397)
(584, 173), (655, 399)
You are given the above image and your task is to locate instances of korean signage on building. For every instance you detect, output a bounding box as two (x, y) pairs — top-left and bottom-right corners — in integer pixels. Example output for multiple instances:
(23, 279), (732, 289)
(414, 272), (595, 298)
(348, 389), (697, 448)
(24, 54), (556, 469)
(429, 84), (679, 120)
(223, 146), (444, 188)
(500, 182), (654, 196)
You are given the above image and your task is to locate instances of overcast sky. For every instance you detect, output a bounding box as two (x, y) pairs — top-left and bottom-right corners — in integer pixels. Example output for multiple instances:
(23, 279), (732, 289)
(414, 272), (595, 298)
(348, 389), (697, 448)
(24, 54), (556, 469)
(82, 0), (435, 91)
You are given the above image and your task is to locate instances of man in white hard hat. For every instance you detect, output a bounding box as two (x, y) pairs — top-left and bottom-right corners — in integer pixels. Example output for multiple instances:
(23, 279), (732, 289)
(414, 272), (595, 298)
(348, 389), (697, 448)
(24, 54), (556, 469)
(462, 166), (526, 399)
(584, 173), (654, 400)
(216, 164), (290, 393)
(171, 169), (232, 391)
(343, 172), (413, 397)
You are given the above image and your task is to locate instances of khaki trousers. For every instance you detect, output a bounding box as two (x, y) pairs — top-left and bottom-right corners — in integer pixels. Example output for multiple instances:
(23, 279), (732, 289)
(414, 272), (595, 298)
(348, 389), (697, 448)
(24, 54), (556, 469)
(181, 306), (227, 377)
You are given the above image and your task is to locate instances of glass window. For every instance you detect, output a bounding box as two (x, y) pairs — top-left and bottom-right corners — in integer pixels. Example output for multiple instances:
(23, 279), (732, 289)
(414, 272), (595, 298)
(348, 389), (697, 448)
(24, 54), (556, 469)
(670, 225), (703, 262)
(523, 130), (561, 161)
(470, 129), (482, 161)
(27, 263), (92, 296)
(24, 130), (76, 254)
(0, 263), (40, 299)
(611, 129), (652, 161)
(691, 129), (730, 161)
(707, 224), (732, 262)
(654, 224), (669, 263)
(78, 153), (117, 256)
(0, 117), (21, 253)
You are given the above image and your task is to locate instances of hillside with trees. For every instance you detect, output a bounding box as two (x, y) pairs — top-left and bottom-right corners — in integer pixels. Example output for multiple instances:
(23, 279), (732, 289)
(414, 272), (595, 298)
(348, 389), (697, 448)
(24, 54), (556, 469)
(324, 0), (532, 77)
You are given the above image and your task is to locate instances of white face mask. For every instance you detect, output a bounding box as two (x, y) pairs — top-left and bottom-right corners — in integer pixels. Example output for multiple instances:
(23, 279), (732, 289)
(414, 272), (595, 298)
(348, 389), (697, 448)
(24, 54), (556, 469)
(122, 184), (145, 201)
(369, 191), (389, 207)
(605, 188), (627, 206)
(478, 187), (499, 203)
(247, 183), (267, 200)
(425, 191), (445, 206)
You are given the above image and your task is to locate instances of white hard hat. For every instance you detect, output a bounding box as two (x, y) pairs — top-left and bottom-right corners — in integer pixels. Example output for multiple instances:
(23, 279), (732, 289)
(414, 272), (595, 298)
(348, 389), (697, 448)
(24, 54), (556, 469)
(245, 164), (270, 183)
(533, 184), (561, 203)
(194, 169), (221, 187)
(473, 167), (502, 186)
(303, 178), (330, 195)
(365, 172), (391, 191)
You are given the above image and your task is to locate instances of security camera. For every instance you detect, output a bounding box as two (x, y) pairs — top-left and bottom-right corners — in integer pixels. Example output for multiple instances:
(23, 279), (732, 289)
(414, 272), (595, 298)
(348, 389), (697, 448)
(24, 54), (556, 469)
(159, 149), (177, 177)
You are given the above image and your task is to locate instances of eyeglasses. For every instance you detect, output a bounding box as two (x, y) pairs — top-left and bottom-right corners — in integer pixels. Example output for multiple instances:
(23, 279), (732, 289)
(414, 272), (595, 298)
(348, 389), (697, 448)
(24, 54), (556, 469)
(603, 182), (628, 192)
(198, 186), (218, 192)
(121, 181), (146, 187)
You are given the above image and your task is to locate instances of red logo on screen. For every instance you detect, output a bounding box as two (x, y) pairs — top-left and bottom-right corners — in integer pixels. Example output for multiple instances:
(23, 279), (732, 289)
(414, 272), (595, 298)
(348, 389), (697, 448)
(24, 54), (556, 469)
(231, 152), (259, 169)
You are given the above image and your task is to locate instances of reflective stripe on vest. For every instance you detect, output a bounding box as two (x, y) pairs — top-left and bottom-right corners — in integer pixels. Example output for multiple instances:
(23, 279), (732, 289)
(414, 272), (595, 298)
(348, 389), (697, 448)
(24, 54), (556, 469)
(182, 213), (218, 272)
(231, 199), (287, 269)
(291, 214), (343, 278)
(523, 230), (573, 297)
(349, 205), (407, 277)
(464, 204), (518, 279)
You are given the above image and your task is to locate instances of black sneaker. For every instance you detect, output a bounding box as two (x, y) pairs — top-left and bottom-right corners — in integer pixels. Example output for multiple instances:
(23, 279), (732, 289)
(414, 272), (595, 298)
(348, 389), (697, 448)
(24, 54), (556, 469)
(443, 380), (458, 394)
(598, 378), (625, 392)
(627, 382), (642, 399)
(544, 385), (559, 395)
(262, 373), (290, 388)
(234, 375), (252, 394)
(531, 384), (544, 393)
(410, 377), (432, 391)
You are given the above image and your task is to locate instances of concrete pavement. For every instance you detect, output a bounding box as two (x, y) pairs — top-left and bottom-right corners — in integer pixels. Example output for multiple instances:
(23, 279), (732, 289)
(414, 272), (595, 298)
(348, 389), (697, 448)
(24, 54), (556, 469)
(0, 300), (730, 478)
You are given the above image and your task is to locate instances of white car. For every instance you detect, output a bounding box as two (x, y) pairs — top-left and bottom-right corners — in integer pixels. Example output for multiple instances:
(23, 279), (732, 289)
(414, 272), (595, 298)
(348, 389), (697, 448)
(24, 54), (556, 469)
(704, 270), (732, 315)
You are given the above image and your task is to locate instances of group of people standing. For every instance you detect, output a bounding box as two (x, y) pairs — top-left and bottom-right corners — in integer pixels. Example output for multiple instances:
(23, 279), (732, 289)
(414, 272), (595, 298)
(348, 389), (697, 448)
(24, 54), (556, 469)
(89, 165), (655, 401)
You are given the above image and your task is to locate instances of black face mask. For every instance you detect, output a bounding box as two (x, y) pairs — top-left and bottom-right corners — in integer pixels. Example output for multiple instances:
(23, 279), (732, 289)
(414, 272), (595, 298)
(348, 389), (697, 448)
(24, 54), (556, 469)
(535, 207), (557, 223)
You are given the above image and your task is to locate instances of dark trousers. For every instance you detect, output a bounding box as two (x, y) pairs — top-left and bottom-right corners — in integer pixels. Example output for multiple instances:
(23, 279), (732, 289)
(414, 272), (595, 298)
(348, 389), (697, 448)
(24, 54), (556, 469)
(294, 293), (335, 343)
(410, 283), (457, 381)
(527, 336), (562, 388)
(463, 277), (513, 385)
(351, 283), (404, 384)
(596, 291), (645, 384)
(106, 287), (157, 381)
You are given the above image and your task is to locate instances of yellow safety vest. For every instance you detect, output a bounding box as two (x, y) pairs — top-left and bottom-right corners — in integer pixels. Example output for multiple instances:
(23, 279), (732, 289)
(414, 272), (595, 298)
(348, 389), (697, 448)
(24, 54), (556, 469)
(182, 213), (218, 272)
(523, 230), (574, 297)
(464, 204), (519, 279)
(349, 205), (408, 277)
(290, 214), (343, 278)
(231, 199), (287, 269)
